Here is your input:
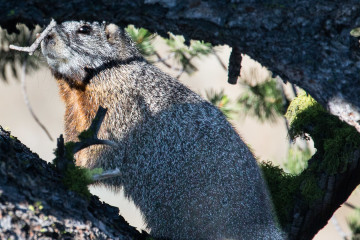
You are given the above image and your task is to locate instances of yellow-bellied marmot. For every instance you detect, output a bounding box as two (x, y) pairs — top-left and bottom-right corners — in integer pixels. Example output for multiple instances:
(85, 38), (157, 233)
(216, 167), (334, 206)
(41, 21), (283, 240)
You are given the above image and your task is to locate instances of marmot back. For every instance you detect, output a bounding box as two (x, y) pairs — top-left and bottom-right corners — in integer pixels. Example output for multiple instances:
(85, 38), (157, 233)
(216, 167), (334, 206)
(41, 21), (284, 240)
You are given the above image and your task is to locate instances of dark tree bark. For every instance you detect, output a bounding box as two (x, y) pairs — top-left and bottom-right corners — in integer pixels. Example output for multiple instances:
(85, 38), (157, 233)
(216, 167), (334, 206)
(287, 150), (360, 240)
(0, 127), (148, 239)
(2, 1), (360, 128)
(1, 1), (360, 239)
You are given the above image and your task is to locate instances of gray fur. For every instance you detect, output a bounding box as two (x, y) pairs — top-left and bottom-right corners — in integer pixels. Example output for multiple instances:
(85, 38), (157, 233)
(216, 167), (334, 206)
(41, 21), (284, 240)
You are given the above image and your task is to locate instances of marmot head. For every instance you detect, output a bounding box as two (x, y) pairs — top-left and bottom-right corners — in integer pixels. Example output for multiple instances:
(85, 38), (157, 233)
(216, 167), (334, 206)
(41, 21), (140, 83)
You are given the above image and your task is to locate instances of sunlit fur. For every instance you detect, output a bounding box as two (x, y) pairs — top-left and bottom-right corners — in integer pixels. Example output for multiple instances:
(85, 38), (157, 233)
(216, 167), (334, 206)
(42, 21), (284, 240)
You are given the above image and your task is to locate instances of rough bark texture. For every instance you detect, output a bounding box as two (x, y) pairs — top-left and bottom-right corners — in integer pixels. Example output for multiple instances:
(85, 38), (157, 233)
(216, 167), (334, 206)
(286, 150), (360, 240)
(2, 1), (360, 128)
(1, 1), (360, 239)
(0, 126), (148, 240)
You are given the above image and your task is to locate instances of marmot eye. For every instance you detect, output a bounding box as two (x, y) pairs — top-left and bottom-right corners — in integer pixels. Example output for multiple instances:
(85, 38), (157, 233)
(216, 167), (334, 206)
(77, 25), (92, 34)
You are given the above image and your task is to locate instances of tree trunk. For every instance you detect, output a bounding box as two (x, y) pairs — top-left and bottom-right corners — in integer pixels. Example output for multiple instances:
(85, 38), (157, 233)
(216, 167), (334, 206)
(1, 1), (360, 239)
(2, 1), (360, 128)
(0, 127), (148, 240)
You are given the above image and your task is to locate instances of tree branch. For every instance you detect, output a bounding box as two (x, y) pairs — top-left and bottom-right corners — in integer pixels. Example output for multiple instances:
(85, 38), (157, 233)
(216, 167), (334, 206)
(54, 106), (117, 173)
(71, 106), (117, 154)
(9, 19), (56, 55)
(92, 168), (121, 182)
(285, 149), (360, 239)
(2, 2), (360, 129)
(20, 59), (53, 141)
(227, 47), (241, 84)
(0, 126), (147, 239)
(2, 2), (360, 239)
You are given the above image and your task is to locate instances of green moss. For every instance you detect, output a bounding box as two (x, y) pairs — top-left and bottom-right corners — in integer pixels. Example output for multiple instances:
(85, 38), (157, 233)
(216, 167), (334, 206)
(34, 201), (43, 210)
(78, 129), (94, 141)
(52, 141), (76, 167)
(9, 135), (17, 140)
(62, 166), (104, 199)
(261, 161), (324, 227)
(285, 91), (360, 174)
(285, 91), (325, 141)
(260, 91), (360, 226)
(260, 161), (300, 226)
(28, 201), (44, 214)
(322, 126), (360, 174)
(65, 141), (76, 160)
(62, 164), (94, 199)
(52, 140), (103, 199)
(89, 168), (103, 175)
(28, 205), (35, 212)
(300, 175), (323, 203)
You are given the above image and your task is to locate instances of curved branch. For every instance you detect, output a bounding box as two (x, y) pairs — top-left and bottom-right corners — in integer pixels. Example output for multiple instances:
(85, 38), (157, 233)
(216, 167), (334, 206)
(0, 126), (147, 239)
(92, 168), (121, 182)
(2, 1), (360, 129)
(71, 106), (117, 154)
(20, 59), (53, 141)
(9, 19), (56, 55)
(72, 139), (117, 154)
(286, 149), (360, 239)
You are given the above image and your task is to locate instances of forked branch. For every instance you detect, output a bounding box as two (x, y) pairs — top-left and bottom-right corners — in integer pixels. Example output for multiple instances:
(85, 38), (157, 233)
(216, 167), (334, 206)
(9, 19), (56, 55)
(54, 106), (120, 181)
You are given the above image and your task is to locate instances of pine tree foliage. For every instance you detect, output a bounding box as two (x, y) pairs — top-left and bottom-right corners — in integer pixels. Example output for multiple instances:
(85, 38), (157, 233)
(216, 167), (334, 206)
(348, 208), (360, 240)
(125, 25), (213, 76)
(0, 24), (44, 82)
(125, 25), (156, 57)
(237, 77), (285, 122)
(165, 33), (212, 75)
(205, 89), (236, 119)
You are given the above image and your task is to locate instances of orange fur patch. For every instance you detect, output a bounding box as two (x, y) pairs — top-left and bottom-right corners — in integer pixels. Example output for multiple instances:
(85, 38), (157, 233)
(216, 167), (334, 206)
(57, 78), (99, 143)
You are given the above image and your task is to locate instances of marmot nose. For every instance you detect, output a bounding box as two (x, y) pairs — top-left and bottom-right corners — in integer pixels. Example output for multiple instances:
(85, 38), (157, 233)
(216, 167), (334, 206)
(44, 33), (55, 46)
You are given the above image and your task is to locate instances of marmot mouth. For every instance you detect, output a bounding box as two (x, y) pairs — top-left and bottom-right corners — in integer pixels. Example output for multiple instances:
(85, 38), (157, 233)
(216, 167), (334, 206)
(44, 52), (58, 60)
(44, 52), (68, 65)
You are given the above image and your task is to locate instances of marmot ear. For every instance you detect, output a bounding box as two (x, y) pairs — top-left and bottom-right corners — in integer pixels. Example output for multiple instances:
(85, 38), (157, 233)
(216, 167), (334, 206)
(105, 24), (120, 43)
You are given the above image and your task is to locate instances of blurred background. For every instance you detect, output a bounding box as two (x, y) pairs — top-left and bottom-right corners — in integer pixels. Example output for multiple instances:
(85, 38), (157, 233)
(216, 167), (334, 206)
(0, 25), (359, 239)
